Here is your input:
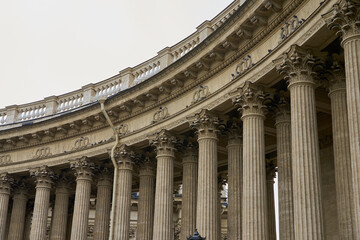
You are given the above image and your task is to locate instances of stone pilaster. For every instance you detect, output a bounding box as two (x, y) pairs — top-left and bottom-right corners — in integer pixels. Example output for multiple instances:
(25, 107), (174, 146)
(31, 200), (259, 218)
(8, 186), (28, 240)
(70, 157), (94, 240)
(274, 45), (324, 240)
(50, 180), (71, 240)
(232, 81), (269, 240)
(188, 109), (220, 240)
(149, 129), (177, 240)
(180, 143), (198, 240)
(326, 62), (355, 240)
(266, 165), (277, 240)
(29, 166), (54, 240)
(113, 145), (135, 240)
(0, 173), (12, 240)
(226, 121), (242, 240)
(275, 98), (295, 240)
(323, 2), (360, 237)
(93, 169), (112, 240)
(137, 159), (155, 240)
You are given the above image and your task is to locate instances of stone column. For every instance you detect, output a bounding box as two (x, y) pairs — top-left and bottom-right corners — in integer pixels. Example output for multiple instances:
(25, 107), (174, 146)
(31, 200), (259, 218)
(266, 165), (276, 240)
(8, 186), (28, 240)
(226, 122), (242, 240)
(23, 202), (34, 240)
(50, 180), (71, 240)
(70, 157), (94, 240)
(275, 98), (295, 240)
(326, 63), (355, 239)
(66, 202), (74, 240)
(180, 143), (198, 240)
(149, 130), (177, 240)
(274, 45), (324, 239)
(324, 3), (360, 237)
(137, 159), (155, 240)
(232, 81), (269, 240)
(0, 173), (12, 240)
(29, 166), (54, 240)
(113, 145), (135, 240)
(188, 109), (220, 240)
(93, 170), (112, 240)
(217, 175), (226, 240)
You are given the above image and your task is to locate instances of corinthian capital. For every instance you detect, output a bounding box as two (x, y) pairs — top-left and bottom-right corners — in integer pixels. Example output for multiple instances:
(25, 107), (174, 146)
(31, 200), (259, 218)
(0, 172), (13, 194)
(188, 109), (222, 139)
(231, 81), (272, 118)
(113, 144), (136, 170)
(274, 95), (291, 124)
(70, 157), (95, 181)
(149, 129), (177, 156)
(273, 45), (325, 88)
(326, 60), (346, 93)
(322, 0), (360, 42)
(30, 166), (54, 188)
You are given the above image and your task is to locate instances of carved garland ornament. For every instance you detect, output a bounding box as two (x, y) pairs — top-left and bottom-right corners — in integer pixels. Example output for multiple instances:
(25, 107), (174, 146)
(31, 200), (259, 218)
(0, 155), (11, 165)
(73, 137), (90, 150)
(153, 107), (169, 123)
(192, 85), (210, 104)
(33, 147), (52, 159)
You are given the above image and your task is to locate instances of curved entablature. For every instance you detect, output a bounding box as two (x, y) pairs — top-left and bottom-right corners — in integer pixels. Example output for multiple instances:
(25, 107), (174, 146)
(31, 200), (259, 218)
(0, 0), (338, 168)
(0, 0), (246, 127)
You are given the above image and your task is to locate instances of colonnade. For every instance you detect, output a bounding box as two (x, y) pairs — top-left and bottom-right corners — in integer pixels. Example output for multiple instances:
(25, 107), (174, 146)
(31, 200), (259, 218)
(0, 2), (359, 240)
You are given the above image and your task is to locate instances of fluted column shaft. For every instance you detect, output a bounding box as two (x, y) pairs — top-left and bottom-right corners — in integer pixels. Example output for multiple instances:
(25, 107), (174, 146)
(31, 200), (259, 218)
(180, 148), (198, 240)
(328, 76), (355, 240)
(232, 82), (269, 240)
(343, 29), (360, 240)
(324, 5), (360, 237)
(197, 135), (218, 239)
(0, 173), (11, 240)
(50, 184), (70, 240)
(70, 158), (94, 240)
(152, 142), (175, 239)
(275, 108), (295, 240)
(242, 114), (268, 240)
(8, 189), (28, 240)
(112, 145), (134, 240)
(274, 46), (324, 239)
(149, 130), (177, 240)
(227, 133), (242, 240)
(23, 207), (33, 240)
(290, 81), (324, 240)
(137, 162), (155, 240)
(30, 166), (54, 240)
(266, 168), (276, 240)
(93, 174), (112, 240)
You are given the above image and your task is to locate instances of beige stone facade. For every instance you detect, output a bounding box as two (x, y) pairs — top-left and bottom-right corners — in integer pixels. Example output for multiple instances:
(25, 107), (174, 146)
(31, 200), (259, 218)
(0, 0), (359, 239)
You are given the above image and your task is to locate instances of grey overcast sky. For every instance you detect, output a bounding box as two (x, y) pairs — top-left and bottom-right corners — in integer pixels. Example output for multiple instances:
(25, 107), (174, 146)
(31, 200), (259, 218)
(0, 0), (233, 108)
